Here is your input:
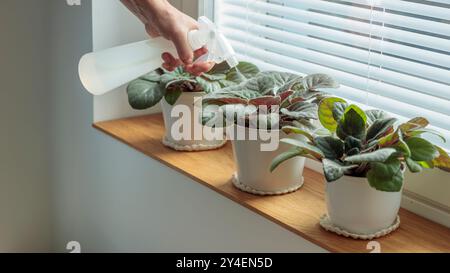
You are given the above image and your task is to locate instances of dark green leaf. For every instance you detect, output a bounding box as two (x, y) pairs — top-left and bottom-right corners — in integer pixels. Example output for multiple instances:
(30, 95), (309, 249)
(332, 102), (348, 123)
(346, 147), (360, 156)
(164, 88), (183, 105)
(366, 118), (397, 142)
(336, 106), (366, 140)
(127, 79), (165, 110)
(367, 158), (404, 192)
(344, 136), (362, 153)
(315, 136), (345, 159)
(405, 137), (439, 161)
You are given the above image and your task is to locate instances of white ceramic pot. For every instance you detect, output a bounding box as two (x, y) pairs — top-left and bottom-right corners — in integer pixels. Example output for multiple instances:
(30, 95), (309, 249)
(326, 175), (402, 235)
(231, 125), (305, 195)
(160, 92), (226, 151)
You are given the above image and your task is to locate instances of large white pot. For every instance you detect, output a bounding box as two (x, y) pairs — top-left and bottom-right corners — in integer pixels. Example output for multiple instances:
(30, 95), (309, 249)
(160, 92), (226, 151)
(231, 126), (305, 195)
(326, 175), (402, 235)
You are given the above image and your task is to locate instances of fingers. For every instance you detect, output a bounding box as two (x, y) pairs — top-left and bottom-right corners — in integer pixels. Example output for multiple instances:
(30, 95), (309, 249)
(193, 47), (208, 59)
(161, 52), (182, 71)
(185, 62), (215, 76)
(170, 29), (194, 65)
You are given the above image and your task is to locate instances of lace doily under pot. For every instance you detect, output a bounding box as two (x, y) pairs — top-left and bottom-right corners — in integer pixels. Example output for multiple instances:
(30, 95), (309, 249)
(162, 137), (227, 152)
(319, 214), (401, 240)
(231, 173), (304, 196)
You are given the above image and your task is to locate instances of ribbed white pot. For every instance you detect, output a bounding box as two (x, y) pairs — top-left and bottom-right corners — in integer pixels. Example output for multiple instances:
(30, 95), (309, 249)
(160, 92), (226, 151)
(231, 126), (305, 195)
(326, 175), (402, 235)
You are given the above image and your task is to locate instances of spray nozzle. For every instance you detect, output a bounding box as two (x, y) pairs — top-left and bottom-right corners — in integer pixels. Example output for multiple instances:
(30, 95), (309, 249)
(188, 17), (238, 68)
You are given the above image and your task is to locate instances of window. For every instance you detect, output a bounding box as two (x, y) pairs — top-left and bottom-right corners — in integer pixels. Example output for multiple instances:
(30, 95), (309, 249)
(213, 0), (450, 150)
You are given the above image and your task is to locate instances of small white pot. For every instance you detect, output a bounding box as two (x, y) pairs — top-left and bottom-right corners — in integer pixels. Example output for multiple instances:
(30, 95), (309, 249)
(160, 92), (226, 151)
(231, 126), (305, 195)
(326, 175), (402, 235)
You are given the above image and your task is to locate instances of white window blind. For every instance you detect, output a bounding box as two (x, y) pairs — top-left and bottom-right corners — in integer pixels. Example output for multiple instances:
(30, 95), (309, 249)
(215, 0), (450, 149)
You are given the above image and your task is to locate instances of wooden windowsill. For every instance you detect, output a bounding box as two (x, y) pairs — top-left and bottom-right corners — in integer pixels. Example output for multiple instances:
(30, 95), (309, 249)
(93, 113), (450, 253)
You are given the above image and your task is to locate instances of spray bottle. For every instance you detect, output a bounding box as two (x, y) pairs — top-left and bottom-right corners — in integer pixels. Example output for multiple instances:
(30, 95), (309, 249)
(79, 17), (238, 96)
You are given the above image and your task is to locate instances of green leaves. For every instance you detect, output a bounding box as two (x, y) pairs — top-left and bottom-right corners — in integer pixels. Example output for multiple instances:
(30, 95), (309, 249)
(405, 137), (439, 162)
(226, 62), (260, 84)
(366, 109), (390, 126)
(127, 79), (165, 110)
(315, 136), (344, 160)
(302, 73), (340, 90)
(272, 94), (449, 192)
(336, 105), (366, 140)
(318, 97), (347, 131)
(270, 148), (304, 172)
(164, 87), (183, 105)
(280, 138), (324, 159)
(127, 62), (258, 110)
(203, 72), (337, 129)
(366, 118), (397, 142)
(344, 148), (397, 163)
(281, 126), (314, 142)
(323, 159), (357, 182)
(367, 158), (404, 192)
(405, 157), (422, 173)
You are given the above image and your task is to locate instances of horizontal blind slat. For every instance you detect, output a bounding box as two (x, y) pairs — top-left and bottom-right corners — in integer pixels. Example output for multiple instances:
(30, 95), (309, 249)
(230, 40), (450, 129)
(218, 0), (450, 148)
(219, 9), (450, 69)
(221, 1), (450, 52)
(344, 0), (450, 20)
(277, 0), (450, 37)
(221, 19), (450, 85)
(225, 30), (450, 105)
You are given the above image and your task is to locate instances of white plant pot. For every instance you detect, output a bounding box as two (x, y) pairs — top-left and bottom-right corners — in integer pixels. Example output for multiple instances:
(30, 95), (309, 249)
(326, 175), (402, 235)
(160, 92), (226, 151)
(231, 126), (305, 195)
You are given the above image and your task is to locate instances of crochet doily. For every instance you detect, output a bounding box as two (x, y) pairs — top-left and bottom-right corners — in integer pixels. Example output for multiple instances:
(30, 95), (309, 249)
(162, 137), (227, 152)
(319, 214), (401, 240)
(232, 173), (304, 196)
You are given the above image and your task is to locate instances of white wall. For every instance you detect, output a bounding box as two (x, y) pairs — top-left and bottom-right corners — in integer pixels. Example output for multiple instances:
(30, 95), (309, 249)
(92, 0), (157, 122)
(49, 0), (325, 252)
(0, 0), (52, 252)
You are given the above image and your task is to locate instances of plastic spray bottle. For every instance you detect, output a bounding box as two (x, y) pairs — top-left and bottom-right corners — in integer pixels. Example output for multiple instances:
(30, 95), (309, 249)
(78, 17), (238, 96)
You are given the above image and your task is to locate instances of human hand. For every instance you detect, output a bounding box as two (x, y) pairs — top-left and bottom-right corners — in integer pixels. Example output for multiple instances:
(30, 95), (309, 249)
(121, 0), (214, 75)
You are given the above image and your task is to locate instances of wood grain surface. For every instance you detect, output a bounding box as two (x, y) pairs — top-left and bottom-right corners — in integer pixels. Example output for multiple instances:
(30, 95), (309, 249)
(94, 114), (450, 253)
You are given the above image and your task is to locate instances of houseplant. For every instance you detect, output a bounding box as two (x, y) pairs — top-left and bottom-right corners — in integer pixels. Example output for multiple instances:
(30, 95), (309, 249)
(202, 72), (339, 195)
(127, 61), (259, 151)
(271, 97), (450, 237)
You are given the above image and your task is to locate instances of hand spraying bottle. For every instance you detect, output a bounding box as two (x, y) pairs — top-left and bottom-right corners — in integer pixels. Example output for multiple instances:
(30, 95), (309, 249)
(79, 17), (238, 96)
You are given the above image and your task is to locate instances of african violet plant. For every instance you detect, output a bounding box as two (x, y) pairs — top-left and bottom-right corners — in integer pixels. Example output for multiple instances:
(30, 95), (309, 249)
(271, 97), (450, 192)
(201, 71), (339, 129)
(126, 62), (259, 110)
